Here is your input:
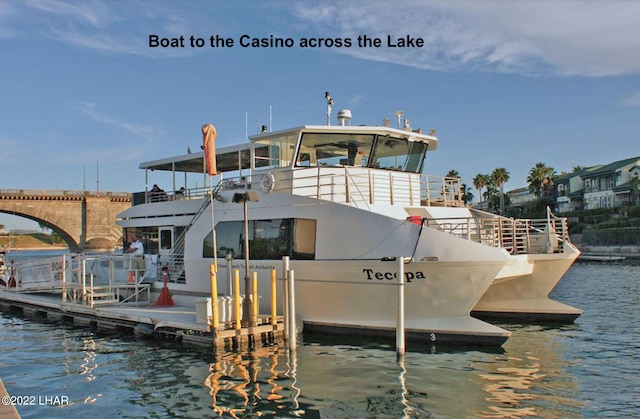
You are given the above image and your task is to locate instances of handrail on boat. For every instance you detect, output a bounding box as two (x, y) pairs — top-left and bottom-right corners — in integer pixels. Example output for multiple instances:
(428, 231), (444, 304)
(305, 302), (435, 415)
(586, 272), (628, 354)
(422, 212), (570, 254)
(132, 165), (466, 209)
(251, 167), (465, 208)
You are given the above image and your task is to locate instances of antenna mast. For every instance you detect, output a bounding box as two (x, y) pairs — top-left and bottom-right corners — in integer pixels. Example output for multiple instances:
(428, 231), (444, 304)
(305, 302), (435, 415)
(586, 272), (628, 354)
(395, 111), (404, 129)
(325, 91), (334, 126)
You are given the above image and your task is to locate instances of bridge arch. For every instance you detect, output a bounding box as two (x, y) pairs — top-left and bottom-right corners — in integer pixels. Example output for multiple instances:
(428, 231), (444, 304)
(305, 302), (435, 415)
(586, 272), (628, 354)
(0, 189), (131, 252)
(0, 210), (78, 251)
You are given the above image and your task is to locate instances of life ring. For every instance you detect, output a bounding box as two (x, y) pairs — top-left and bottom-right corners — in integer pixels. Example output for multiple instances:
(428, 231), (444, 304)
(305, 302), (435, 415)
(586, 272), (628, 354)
(260, 172), (276, 193)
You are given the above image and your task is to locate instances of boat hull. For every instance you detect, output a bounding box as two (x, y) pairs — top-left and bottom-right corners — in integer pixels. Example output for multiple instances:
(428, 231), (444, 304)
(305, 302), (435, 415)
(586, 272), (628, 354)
(472, 248), (582, 322)
(162, 257), (511, 345)
(289, 260), (510, 345)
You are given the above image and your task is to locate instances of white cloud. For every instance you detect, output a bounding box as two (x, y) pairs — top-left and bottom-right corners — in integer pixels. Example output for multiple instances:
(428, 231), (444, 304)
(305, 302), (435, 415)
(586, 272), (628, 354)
(8, 0), (640, 76)
(0, 2), (20, 39)
(292, 0), (640, 77)
(24, 0), (116, 27)
(348, 95), (364, 107)
(75, 102), (155, 140)
(620, 90), (640, 107)
(13, 0), (200, 57)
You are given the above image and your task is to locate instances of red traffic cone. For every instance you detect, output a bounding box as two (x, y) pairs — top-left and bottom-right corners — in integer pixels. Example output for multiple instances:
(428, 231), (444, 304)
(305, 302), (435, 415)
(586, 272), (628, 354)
(154, 271), (175, 307)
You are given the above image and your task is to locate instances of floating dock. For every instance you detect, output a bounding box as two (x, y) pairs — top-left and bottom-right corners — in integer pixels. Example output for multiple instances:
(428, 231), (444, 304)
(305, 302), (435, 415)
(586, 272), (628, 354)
(0, 377), (20, 419)
(578, 253), (625, 262)
(0, 253), (287, 352)
(0, 290), (284, 351)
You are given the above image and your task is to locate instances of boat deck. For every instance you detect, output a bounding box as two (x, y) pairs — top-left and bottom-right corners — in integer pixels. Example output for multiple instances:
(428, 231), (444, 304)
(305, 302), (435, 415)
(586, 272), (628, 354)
(0, 290), (284, 351)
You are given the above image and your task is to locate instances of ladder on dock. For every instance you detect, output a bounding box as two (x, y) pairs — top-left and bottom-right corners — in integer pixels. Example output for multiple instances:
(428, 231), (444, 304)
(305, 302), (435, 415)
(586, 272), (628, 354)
(86, 289), (119, 306)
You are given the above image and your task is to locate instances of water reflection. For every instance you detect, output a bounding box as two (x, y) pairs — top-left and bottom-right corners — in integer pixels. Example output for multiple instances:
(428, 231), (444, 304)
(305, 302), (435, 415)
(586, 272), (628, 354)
(190, 323), (583, 418)
(471, 325), (582, 418)
(203, 347), (311, 418)
(0, 317), (599, 418)
(80, 337), (98, 383)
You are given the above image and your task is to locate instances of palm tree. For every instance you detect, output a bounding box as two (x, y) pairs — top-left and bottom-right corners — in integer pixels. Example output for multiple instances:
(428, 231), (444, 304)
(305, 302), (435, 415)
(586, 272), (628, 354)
(527, 162), (556, 198)
(444, 170), (461, 202)
(571, 165), (584, 173)
(484, 183), (499, 212)
(461, 184), (474, 206)
(491, 167), (510, 215)
(473, 174), (489, 205)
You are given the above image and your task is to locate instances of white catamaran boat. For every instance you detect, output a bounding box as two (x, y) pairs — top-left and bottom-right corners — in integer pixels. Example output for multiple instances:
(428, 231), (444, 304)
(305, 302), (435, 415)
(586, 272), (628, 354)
(116, 102), (580, 345)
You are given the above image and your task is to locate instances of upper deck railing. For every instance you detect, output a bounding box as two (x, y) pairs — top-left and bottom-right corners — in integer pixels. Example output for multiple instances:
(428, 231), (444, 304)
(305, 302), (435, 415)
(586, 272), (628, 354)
(132, 167), (465, 209)
(263, 167), (464, 209)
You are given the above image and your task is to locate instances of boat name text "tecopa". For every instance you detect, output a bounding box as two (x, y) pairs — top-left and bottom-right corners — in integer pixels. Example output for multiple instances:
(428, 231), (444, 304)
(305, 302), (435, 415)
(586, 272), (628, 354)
(362, 269), (425, 282)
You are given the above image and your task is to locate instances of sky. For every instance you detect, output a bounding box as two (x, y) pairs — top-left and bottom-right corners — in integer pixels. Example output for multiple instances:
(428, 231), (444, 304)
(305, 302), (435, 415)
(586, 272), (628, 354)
(1, 0), (639, 230)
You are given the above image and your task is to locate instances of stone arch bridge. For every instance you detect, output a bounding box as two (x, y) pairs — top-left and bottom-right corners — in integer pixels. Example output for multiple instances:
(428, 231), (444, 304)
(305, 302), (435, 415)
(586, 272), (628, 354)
(0, 189), (131, 252)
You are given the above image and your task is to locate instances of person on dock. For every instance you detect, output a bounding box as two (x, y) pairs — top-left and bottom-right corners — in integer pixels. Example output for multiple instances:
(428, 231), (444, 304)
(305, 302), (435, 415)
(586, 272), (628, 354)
(125, 235), (145, 280)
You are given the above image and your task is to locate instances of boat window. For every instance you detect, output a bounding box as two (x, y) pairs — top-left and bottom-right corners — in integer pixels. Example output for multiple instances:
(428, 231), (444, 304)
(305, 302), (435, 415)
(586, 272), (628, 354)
(297, 133), (375, 167)
(369, 135), (427, 173)
(216, 149), (252, 173)
(203, 218), (316, 260)
(254, 145), (278, 168)
(160, 229), (172, 250)
(123, 227), (159, 254)
(253, 133), (298, 169)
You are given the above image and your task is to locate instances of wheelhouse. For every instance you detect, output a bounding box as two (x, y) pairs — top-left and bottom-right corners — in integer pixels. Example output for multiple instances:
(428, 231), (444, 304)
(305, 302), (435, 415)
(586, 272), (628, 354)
(251, 125), (437, 173)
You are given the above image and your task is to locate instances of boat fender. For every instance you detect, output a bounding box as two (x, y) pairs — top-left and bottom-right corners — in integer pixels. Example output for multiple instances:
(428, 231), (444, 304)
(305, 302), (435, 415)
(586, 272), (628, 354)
(260, 172), (276, 193)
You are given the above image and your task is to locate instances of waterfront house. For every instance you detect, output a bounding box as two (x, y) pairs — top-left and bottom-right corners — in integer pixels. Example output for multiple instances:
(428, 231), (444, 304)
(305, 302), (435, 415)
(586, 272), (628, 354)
(555, 165), (603, 213)
(506, 187), (536, 213)
(505, 156), (640, 214)
(581, 156), (640, 210)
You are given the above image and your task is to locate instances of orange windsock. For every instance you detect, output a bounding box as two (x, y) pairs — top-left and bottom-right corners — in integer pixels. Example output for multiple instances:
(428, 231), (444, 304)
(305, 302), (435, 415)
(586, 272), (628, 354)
(202, 123), (217, 176)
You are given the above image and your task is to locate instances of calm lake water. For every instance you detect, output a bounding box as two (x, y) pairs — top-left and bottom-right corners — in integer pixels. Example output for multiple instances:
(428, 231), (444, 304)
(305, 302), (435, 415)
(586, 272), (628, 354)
(1, 251), (638, 418)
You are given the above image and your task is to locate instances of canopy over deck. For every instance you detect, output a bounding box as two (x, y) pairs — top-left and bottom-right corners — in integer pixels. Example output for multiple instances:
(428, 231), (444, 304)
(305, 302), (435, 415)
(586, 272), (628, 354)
(139, 142), (251, 174)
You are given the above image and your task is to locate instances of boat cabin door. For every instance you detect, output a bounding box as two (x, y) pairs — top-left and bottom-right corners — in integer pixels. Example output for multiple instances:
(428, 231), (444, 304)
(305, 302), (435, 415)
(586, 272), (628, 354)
(159, 227), (173, 256)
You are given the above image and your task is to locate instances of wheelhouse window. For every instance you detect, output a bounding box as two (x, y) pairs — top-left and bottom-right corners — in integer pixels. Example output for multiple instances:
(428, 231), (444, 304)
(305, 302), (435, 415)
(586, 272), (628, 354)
(297, 133), (375, 167)
(296, 132), (427, 173)
(203, 218), (316, 260)
(370, 136), (427, 173)
(253, 132), (298, 169)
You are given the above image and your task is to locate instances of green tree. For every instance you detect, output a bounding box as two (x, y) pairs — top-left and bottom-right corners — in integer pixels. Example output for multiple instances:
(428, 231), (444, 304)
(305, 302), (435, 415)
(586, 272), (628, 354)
(630, 176), (639, 206)
(491, 167), (510, 215)
(473, 174), (489, 204)
(50, 232), (64, 245)
(445, 169), (460, 178)
(484, 184), (499, 212)
(461, 183), (474, 206)
(527, 162), (556, 198)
